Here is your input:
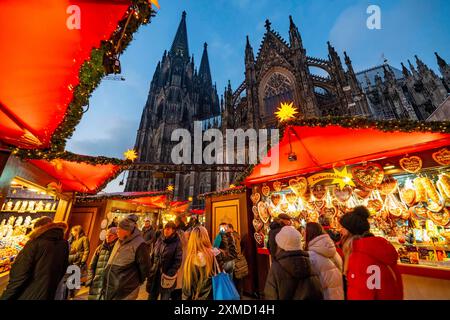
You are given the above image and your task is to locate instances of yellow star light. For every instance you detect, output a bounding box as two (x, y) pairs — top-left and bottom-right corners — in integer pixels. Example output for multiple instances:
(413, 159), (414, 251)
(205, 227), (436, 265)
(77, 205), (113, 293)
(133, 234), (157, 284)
(332, 167), (355, 190)
(275, 102), (298, 122)
(149, 0), (160, 9)
(229, 184), (236, 189)
(167, 185), (174, 192)
(124, 149), (138, 162)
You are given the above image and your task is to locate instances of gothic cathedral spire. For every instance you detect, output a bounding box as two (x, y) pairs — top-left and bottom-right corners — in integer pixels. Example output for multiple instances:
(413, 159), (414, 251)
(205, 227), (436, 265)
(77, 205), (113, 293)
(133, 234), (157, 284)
(170, 11), (189, 59)
(199, 42), (212, 86)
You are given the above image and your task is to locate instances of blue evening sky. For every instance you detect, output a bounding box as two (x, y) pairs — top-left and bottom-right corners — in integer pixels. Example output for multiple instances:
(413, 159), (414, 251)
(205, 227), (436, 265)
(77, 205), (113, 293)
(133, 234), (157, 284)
(66, 0), (450, 192)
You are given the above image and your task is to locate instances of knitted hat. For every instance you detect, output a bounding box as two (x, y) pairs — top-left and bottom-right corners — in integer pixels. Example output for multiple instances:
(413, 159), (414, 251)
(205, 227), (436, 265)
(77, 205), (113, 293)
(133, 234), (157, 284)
(339, 206), (370, 235)
(277, 213), (292, 221)
(33, 216), (53, 229)
(275, 226), (303, 251)
(118, 214), (139, 232)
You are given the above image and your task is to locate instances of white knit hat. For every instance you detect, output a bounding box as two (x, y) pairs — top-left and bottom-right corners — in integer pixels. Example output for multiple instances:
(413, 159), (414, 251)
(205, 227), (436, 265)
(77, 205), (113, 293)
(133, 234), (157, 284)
(275, 226), (303, 251)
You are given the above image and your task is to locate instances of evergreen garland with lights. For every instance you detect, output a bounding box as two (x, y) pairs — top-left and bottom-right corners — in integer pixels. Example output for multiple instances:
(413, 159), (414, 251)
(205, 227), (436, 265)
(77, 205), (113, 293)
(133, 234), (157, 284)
(12, 0), (156, 159)
(76, 190), (170, 203)
(197, 186), (246, 200)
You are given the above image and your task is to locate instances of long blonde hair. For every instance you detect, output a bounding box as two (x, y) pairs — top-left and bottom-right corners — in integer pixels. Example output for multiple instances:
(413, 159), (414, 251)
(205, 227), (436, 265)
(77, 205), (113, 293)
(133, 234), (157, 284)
(183, 226), (215, 298)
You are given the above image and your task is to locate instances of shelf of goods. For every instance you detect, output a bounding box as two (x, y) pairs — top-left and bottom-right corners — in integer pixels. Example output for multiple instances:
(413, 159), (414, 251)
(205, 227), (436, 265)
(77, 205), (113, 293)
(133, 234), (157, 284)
(251, 165), (450, 270)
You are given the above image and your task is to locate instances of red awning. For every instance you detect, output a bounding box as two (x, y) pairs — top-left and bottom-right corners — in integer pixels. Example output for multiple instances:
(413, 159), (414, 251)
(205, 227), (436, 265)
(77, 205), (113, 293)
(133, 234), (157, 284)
(245, 125), (450, 185)
(29, 158), (122, 194)
(190, 209), (205, 215)
(0, 0), (131, 148)
(126, 193), (168, 209)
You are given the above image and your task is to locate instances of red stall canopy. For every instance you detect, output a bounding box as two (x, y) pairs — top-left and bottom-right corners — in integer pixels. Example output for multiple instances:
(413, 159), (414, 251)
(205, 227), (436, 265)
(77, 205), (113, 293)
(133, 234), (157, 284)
(245, 125), (450, 185)
(29, 158), (122, 194)
(0, 0), (131, 148)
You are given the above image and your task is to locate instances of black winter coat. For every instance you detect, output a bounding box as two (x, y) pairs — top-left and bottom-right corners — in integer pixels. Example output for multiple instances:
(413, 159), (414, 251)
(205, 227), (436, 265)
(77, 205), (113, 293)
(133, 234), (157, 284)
(142, 226), (155, 244)
(87, 239), (117, 300)
(1, 222), (69, 300)
(151, 233), (183, 277)
(264, 250), (323, 300)
(103, 229), (150, 300)
(68, 234), (90, 267)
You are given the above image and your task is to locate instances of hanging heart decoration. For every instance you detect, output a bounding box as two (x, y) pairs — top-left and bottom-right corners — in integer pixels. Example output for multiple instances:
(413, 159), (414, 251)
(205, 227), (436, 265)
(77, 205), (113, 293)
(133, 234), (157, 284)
(311, 184), (327, 200)
(312, 200), (325, 210)
(379, 175), (398, 195)
(321, 206), (338, 217)
(250, 193), (261, 204)
(258, 201), (271, 223)
(252, 206), (259, 218)
(261, 184), (270, 197)
(351, 163), (384, 190)
(270, 194), (281, 207)
(333, 186), (353, 203)
(289, 177), (308, 196)
(355, 188), (371, 199)
(286, 193), (298, 205)
(273, 181), (282, 192)
(399, 156), (422, 173)
(367, 199), (383, 213)
(432, 148), (450, 166)
(252, 219), (264, 232)
(254, 232), (265, 246)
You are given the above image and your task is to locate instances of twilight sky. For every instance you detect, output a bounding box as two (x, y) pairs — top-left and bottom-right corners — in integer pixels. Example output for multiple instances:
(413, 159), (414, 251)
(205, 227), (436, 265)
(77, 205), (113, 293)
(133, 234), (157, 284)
(66, 0), (450, 192)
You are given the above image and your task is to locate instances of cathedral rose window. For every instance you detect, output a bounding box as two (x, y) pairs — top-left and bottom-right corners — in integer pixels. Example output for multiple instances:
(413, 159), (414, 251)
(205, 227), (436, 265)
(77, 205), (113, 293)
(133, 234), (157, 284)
(263, 72), (294, 117)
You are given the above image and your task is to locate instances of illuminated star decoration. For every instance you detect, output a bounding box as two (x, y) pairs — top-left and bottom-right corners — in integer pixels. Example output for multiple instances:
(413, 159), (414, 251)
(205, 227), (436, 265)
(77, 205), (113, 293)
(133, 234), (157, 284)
(332, 167), (355, 190)
(275, 102), (298, 122)
(167, 185), (174, 192)
(229, 184), (236, 189)
(149, 0), (160, 9)
(123, 149), (138, 162)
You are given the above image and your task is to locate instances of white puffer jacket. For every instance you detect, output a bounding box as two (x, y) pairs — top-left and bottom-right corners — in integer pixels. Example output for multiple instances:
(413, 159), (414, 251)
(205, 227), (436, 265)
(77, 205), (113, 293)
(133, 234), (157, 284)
(307, 234), (344, 300)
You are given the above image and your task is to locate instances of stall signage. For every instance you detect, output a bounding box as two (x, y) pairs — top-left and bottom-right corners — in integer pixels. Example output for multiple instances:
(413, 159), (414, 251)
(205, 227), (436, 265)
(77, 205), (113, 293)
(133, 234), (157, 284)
(307, 167), (355, 189)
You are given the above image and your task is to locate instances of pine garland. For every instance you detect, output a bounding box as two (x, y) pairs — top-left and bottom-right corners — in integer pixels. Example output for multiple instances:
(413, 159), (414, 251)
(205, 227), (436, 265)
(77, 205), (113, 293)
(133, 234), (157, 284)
(197, 186), (246, 200)
(12, 0), (156, 159)
(76, 190), (170, 202)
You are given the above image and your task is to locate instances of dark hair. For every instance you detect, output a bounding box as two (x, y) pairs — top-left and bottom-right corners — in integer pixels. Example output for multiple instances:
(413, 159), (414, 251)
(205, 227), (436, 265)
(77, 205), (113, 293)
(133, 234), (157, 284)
(219, 222), (228, 227)
(34, 216), (52, 229)
(305, 222), (325, 249)
(228, 224), (234, 230)
(165, 221), (177, 230)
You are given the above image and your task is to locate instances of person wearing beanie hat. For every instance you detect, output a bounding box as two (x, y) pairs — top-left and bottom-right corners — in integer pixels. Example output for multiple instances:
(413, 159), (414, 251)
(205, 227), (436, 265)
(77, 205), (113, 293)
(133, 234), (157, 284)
(339, 206), (403, 300)
(264, 226), (323, 300)
(103, 214), (150, 300)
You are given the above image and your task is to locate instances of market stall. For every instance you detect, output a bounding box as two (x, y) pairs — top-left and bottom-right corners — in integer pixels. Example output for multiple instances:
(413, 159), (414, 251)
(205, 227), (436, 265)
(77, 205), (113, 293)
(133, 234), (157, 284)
(0, 154), (124, 293)
(244, 120), (450, 299)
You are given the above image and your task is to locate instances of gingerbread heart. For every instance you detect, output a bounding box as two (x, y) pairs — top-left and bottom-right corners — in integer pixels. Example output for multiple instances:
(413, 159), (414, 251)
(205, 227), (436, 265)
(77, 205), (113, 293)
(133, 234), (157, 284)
(261, 184), (270, 197)
(258, 201), (270, 223)
(379, 175), (398, 195)
(273, 181), (282, 192)
(286, 193), (297, 205)
(312, 200), (325, 210)
(252, 219), (264, 232)
(351, 163), (384, 190)
(355, 188), (371, 199)
(280, 203), (289, 212)
(334, 186), (353, 203)
(367, 199), (383, 213)
(321, 206), (337, 217)
(254, 232), (265, 246)
(399, 156), (422, 173)
(311, 185), (326, 200)
(432, 148), (450, 166)
(252, 206), (259, 218)
(250, 193), (261, 204)
(270, 194), (281, 206)
(289, 177), (308, 196)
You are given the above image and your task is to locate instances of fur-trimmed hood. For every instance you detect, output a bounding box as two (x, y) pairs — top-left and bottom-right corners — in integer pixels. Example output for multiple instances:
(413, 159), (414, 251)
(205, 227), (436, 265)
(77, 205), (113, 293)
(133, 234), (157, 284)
(29, 221), (68, 240)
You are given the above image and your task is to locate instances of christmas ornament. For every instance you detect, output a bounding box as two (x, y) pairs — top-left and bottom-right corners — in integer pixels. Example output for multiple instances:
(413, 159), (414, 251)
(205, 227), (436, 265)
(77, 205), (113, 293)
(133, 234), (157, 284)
(399, 156), (422, 173)
(432, 148), (450, 166)
(351, 163), (384, 190)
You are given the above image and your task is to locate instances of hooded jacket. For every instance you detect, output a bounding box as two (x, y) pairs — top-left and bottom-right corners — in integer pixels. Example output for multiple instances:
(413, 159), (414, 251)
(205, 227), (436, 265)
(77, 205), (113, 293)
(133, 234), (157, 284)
(264, 250), (323, 300)
(307, 234), (344, 300)
(102, 228), (150, 300)
(346, 236), (403, 300)
(87, 238), (117, 300)
(1, 222), (69, 300)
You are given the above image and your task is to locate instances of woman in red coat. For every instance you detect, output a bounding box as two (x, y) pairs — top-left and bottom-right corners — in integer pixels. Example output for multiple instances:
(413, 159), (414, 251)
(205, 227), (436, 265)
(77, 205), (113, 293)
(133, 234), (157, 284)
(339, 206), (403, 300)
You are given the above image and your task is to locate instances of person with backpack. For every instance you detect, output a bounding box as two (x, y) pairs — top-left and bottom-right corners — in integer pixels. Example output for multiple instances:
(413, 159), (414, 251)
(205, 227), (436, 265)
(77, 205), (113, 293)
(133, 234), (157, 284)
(228, 224), (248, 297)
(264, 226), (323, 300)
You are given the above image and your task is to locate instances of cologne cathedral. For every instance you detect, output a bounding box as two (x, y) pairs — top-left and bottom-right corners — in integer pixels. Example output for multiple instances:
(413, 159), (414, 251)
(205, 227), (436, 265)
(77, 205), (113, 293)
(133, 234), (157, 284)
(126, 12), (450, 202)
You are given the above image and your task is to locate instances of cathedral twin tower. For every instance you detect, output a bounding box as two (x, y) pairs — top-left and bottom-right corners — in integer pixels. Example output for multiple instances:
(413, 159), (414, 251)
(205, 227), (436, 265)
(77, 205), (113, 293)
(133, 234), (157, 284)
(126, 11), (450, 200)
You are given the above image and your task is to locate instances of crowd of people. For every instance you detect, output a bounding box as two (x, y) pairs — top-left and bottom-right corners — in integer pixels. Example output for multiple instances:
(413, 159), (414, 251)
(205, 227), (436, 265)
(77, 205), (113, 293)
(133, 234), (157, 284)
(0, 205), (404, 300)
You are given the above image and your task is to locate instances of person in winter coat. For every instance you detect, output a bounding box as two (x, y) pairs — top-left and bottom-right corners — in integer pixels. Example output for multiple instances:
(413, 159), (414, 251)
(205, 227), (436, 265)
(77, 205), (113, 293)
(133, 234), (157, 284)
(305, 222), (344, 300)
(228, 224), (248, 296)
(68, 225), (90, 268)
(264, 226), (323, 300)
(213, 223), (238, 273)
(86, 227), (118, 300)
(103, 214), (150, 300)
(182, 226), (225, 300)
(141, 218), (155, 245)
(1, 216), (69, 300)
(339, 206), (403, 300)
(108, 216), (118, 228)
(267, 214), (292, 261)
(147, 221), (183, 300)
(171, 228), (189, 300)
